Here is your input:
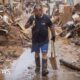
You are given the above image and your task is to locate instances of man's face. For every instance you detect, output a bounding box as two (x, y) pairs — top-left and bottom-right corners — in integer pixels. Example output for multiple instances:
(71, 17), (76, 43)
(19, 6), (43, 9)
(34, 7), (43, 17)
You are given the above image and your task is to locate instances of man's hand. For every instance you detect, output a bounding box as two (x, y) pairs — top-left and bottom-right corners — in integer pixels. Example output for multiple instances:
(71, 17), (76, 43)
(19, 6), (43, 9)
(25, 23), (30, 29)
(50, 26), (55, 42)
(51, 36), (55, 42)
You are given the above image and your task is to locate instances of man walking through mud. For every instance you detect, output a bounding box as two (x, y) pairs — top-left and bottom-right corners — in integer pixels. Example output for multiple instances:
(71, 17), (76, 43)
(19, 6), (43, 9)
(25, 4), (55, 76)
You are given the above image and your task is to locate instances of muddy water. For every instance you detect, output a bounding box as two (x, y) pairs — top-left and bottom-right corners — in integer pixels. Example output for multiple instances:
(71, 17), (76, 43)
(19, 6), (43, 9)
(1, 47), (79, 80)
(0, 36), (79, 80)
(3, 48), (35, 80)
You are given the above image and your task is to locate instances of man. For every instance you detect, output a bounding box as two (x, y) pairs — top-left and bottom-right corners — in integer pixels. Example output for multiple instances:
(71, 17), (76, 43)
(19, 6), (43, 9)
(25, 4), (55, 76)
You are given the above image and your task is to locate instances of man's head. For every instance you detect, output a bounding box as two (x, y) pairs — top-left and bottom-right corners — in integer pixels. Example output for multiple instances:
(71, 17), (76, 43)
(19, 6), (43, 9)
(33, 4), (43, 17)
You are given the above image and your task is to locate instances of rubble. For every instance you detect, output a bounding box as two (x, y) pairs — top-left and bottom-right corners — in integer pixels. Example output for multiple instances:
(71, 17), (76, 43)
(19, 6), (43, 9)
(0, 3), (32, 69)
(0, 0), (79, 76)
(71, 38), (80, 46)
(0, 3), (32, 47)
(53, 3), (80, 46)
(54, 3), (80, 68)
(0, 46), (23, 69)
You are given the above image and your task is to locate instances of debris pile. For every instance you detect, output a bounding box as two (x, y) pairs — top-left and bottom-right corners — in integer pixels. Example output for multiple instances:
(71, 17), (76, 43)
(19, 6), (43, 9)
(52, 2), (80, 46)
(0, 0), (79, 72)
(51, 2), (80, 70)
(0, 46), (23, 68)
(0, 0), (32, 68)
(0, 1), (32, 47)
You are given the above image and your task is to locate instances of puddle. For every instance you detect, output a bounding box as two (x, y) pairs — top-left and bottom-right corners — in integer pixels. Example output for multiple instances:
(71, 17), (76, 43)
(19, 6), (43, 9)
(1, 48), (79, 80)
(0, 37), (80, 80)
(4, 48), (35, 80)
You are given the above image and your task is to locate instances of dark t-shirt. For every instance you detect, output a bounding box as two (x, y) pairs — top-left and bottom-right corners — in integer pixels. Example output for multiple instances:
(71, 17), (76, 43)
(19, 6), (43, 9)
(27, 14), (53, 44)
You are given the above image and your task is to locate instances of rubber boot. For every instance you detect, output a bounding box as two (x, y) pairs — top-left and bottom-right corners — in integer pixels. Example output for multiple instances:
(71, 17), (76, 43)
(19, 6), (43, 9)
(42, 59), (49, 76)
(35, 57), (40, 74)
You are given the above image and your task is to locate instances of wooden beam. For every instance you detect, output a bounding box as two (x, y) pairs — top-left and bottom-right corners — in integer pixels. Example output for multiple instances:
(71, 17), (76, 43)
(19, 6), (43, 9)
(60, 59), (80, 71)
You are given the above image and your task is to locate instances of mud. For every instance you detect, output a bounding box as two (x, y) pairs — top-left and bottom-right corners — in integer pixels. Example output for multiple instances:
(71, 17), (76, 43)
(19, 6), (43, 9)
(0, 36), (80, 80)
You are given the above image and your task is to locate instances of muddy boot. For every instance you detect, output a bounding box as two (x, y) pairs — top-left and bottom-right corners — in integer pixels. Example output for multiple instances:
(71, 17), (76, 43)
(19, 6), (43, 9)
(42, 59), (49, 76)
(35, 57), (40, 74)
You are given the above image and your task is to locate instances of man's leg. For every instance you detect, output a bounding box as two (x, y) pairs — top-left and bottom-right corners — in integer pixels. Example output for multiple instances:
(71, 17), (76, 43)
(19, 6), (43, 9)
(41, 43), (49, 76)
(42, 53), (49, 76)
(35, 52), (40, 73)
(32, 43), (40, 74)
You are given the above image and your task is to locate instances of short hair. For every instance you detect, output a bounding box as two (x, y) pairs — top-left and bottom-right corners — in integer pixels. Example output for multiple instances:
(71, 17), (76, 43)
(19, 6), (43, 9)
(34, 4), (43, 10)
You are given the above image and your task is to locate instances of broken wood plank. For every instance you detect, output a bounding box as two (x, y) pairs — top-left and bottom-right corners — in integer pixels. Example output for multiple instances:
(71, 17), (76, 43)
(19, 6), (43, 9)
(60, 59), (80, 71)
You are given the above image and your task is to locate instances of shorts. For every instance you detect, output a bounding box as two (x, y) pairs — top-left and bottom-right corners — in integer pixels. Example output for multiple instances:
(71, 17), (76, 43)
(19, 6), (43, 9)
(32, 43), (48, 53)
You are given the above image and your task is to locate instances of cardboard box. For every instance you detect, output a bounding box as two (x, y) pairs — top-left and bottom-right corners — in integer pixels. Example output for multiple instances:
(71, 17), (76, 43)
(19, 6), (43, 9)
(59, 5), (72, 26)
(64, 5), (72, 14)
(59, 5), (72, 14)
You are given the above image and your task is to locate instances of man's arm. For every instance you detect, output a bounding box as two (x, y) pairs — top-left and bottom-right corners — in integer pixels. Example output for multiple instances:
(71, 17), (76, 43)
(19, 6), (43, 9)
(25, 22), (31, 28)
(46, 16), (55, 42)
(25, 16), (34, 29)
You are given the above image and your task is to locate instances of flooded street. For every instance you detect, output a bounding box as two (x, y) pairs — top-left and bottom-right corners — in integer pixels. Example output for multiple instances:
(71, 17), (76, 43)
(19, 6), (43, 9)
(0, 0), (79, 80)
(0, 36), (79, 80)
(3, 48), (35, 80)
